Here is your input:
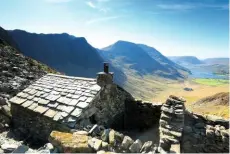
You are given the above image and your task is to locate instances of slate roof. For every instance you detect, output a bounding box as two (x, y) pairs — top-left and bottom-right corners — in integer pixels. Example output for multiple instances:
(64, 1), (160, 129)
(9, 74), (101, 128)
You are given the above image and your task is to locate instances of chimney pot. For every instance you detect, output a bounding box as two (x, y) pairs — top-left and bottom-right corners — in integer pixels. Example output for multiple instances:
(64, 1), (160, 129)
(97, 62), (113, 86)
(104, 62), (109, 73)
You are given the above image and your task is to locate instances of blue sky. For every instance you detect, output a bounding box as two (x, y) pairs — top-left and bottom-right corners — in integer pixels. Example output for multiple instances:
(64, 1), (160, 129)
(0, 0), (229, 58)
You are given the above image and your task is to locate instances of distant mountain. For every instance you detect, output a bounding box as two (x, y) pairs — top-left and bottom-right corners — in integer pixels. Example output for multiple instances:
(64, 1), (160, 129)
(203, 58), (229, 65)
(0, 27), (57, 98)
(8, 29), (126, 86)
(168, 56), (229, 79)
(100, 40), (190, 79)
(168, 56), (203, 65)
(0, 26), (20, 51)
(138, 44), (190, 73)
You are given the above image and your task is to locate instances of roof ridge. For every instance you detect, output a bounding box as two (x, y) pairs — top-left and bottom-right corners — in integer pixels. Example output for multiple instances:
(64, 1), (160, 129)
(46, 73), (96, 81)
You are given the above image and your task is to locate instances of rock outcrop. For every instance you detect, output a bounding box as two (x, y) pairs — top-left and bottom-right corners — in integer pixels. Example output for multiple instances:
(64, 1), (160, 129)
(0, 41), (57, 99)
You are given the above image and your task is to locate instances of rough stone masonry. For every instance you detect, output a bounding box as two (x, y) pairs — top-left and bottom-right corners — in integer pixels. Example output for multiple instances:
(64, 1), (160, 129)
(9, 63), (134, 143)
(4, 62), (230, 153)
(158, 95), (185, 153)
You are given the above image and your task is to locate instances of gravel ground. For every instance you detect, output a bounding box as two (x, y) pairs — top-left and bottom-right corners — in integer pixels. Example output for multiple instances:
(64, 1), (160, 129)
(0, 130), (40, 153)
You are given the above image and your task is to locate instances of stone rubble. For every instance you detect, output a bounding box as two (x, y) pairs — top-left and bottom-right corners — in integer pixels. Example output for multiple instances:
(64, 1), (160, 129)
(48, 128), (159, 153)
(0, 42), (56, 101)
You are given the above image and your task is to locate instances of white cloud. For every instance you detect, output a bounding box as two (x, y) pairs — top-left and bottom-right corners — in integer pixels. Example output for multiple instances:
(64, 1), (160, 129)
(86, 1), (111, 13)
(86, 16), (121, 25)
(86, 1), (96, 8)
(45, 0), (72, 3)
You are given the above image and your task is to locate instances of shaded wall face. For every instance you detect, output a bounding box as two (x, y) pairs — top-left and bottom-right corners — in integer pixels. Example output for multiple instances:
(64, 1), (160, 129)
(124, 100), (162, 130)
(11, 104), (70, 146)
(182, 112), (229, 153)
(90, 84), (134, 128)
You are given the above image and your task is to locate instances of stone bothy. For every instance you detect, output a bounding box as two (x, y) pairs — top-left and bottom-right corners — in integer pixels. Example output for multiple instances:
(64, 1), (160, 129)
(9, 63), (134, 142)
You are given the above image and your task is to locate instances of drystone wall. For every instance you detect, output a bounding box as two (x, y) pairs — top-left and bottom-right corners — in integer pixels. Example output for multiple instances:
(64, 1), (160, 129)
(49, 127), (159, 153)
(158, 95), (185, 153)
(89, 84), (134, 129)
(11, 104), (70, 144)
(124, 100), (161, 130)
(182, 111), (229, 153)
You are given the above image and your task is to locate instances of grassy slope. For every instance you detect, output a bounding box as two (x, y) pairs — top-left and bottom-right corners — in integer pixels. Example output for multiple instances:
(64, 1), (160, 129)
(122, 67), (184, 101)
(193, 78), (228, 86)
(123, 72), (229, 119)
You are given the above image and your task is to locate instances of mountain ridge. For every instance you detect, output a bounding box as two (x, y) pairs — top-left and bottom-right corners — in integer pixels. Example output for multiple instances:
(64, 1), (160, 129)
(8, 29), (126, 86)
(168, 56), (203, 65)
(100, 40), (190, 79)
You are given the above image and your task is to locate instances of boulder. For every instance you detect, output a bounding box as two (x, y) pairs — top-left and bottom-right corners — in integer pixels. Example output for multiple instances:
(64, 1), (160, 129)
(38, 149), (50, 154)
(0, 105), (11, 118)
(101, 129), (110, 142)
(0, 97), (7, 105)
(121, 136), (134, 150)
(159, 138), (171, 151)
(43, 143), (54, 151)
(1, 143), (19, 153)
(220, 130), (229, 137)
(129, 139), (142, 153)
(140, 141), (153, 153)
(73, 131), (88, 135)
(170, 144), (180, 154)
(48, 131), (92, 153)
(220, 126), (226, 130)
(97, 150), (116, 154)
(206, 125), (215, 130)
(88, 138), (102, 151)
(114, 131), (124, 144)
(109, 129), (115, 145)
(205, 115), (229, 128)
(12, 145), (29, 153)
(215, 130), (221, 136)
(101, 141), (109, 151)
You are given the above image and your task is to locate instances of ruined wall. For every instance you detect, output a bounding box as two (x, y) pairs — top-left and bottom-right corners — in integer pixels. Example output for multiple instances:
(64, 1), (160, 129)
(182, 111), (229, 153)
(89, 84), (134, 128)
(124, 100), (161, 130)
(11, 104), (70, 144)
(158, 96), (185, 153)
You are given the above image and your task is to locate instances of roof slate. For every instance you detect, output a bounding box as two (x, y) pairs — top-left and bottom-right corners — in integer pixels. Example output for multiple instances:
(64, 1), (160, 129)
(9, 74), (101, 128)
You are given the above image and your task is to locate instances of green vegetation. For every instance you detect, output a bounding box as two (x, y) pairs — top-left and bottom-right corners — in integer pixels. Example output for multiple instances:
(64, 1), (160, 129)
(193, 78), (229, 86)
(31, 59), (58, 74)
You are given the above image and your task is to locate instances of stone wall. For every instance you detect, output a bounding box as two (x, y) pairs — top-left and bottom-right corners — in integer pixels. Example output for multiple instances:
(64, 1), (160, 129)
(11, 104), (70, 145)
(182, 111), (229, 153)
(49, 128), (159, 153)
(124, 100), (161, 130)
(89, 84), (134, 129)
(158, 95), (185, 153)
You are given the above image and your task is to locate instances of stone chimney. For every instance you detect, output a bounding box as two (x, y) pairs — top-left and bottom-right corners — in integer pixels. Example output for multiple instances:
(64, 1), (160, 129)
(97, 62), (114, 87)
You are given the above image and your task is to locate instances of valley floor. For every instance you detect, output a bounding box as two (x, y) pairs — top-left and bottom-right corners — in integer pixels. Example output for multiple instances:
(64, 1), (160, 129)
(123, 73), (229, 119)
